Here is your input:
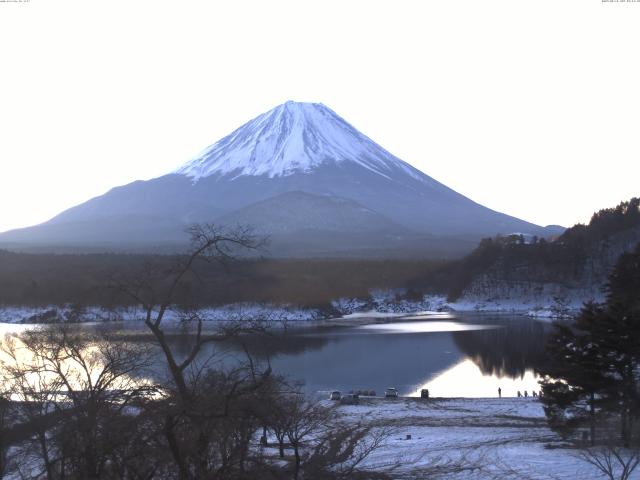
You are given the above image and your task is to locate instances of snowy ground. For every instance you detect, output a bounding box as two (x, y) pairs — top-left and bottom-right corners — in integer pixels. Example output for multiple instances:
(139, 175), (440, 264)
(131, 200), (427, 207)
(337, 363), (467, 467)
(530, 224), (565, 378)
(328, 397), (632, 479)
(0, 303), (324, 325)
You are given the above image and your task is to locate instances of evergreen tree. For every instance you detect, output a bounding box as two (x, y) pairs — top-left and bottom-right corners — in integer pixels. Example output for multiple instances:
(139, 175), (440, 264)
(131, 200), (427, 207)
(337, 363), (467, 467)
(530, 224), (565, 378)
(601, 243), (640, 445)
(539, 243), (640, 446)
(540, 303), (613, 444)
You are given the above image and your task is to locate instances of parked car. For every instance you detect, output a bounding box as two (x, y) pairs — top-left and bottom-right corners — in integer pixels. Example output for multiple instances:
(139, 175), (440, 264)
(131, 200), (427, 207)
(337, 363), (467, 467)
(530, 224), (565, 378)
(340, 393), (360, 405)
(385, 388), (399, 398)
(329, 390), (342, 401)
(355, 389), (376, 396)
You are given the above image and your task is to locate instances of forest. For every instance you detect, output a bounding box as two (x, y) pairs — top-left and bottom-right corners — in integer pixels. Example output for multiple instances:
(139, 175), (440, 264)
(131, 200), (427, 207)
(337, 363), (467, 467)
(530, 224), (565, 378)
(419, 198), (640, 301)
(0, 250), (439, 310)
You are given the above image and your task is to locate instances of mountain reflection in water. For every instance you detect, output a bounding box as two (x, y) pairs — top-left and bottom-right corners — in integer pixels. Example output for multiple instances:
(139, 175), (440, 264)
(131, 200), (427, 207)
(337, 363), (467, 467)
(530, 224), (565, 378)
(451, 316), (549, 379)
(188, 314), (551, 397)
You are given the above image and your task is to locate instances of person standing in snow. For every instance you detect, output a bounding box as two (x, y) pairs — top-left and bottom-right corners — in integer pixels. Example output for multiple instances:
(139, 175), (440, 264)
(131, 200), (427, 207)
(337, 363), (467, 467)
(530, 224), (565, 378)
(498, 387), (502, 398)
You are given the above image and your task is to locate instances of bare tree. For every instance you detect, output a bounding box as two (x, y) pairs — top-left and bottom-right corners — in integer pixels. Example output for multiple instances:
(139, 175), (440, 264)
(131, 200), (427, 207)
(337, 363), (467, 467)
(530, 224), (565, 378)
(114, 223), (279, 479)
(303, 422), (394, 480)
(265, 398), (290, 459)
(0, 223), (402, 479)
(1, 333), (61, 480)
(281, 395), (334, 480)
(579, 445), (640, 480)
(115, 223), (266, 401)
(1, 325), (155, 479)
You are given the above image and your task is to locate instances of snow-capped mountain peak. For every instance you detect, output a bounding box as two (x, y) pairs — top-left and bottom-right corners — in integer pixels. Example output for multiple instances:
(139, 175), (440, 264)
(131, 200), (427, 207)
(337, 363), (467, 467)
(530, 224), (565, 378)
(0, 101), (553, 253)
(175, 101), (424, 182)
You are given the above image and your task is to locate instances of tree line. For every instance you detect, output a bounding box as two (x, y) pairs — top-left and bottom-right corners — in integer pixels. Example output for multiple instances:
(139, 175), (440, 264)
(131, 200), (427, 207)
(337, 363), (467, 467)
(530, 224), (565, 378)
(0, 250), (438, 311)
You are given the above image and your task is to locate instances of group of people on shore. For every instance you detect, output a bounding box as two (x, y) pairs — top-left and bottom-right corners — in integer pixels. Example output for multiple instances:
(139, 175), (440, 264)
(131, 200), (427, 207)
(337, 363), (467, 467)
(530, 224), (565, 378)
(497, 387), (541, 398)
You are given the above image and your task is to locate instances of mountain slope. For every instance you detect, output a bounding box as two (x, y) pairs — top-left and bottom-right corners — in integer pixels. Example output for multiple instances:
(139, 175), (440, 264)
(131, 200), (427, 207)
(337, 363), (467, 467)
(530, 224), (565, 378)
(0, 101), (560, 257)
(216, 191), (407, 234)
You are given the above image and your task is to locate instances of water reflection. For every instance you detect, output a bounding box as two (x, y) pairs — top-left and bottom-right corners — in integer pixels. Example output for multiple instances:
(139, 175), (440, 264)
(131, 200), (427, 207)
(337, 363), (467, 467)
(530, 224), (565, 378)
(357, 320), (497, 334)
(451, 316), (549, 378)
(411, 359), (541, 398)
(0, 314), (551, 398)
(188, 314), (550, 397)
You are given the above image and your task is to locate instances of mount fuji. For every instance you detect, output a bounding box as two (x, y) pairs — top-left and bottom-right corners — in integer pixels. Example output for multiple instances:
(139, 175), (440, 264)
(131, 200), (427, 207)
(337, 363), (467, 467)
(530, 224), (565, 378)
(0, 101), (562, 257)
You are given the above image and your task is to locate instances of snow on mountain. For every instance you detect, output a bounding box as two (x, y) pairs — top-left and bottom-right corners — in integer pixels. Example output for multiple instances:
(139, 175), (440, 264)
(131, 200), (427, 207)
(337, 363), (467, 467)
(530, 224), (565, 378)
(175, 101), (426, 183)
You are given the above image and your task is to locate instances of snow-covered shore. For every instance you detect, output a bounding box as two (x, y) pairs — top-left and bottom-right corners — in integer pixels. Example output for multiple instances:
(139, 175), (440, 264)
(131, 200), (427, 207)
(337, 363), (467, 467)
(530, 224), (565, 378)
(0, 284), (591, 324)
(333, 289), (582, 319)
(0, 290), (582, 324)
(0, 303), (324, 325)
(328, 397), (611, 479)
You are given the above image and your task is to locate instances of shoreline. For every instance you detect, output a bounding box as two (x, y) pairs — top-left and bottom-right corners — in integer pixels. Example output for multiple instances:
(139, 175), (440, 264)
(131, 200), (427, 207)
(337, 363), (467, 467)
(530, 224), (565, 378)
(0, 294), (579, 325)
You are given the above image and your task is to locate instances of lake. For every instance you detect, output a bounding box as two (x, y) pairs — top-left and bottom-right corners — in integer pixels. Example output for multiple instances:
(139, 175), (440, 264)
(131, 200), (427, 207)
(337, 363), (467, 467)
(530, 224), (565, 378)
(0, 312), (551, 398)
(160, 312), (550, 398)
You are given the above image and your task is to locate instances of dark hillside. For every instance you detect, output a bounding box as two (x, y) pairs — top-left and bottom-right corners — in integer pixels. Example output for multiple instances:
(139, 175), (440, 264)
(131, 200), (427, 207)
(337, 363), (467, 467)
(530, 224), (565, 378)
(416, 198), (640, 302)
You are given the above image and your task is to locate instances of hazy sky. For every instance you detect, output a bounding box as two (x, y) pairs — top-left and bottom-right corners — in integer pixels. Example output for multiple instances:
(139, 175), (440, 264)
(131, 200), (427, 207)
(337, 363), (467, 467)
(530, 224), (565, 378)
(1, 0), (638, 233)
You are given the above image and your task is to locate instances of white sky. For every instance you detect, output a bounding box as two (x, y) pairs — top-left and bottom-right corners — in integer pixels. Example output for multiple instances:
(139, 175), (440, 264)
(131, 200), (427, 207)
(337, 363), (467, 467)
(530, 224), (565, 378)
(0, 0), (638, 233)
